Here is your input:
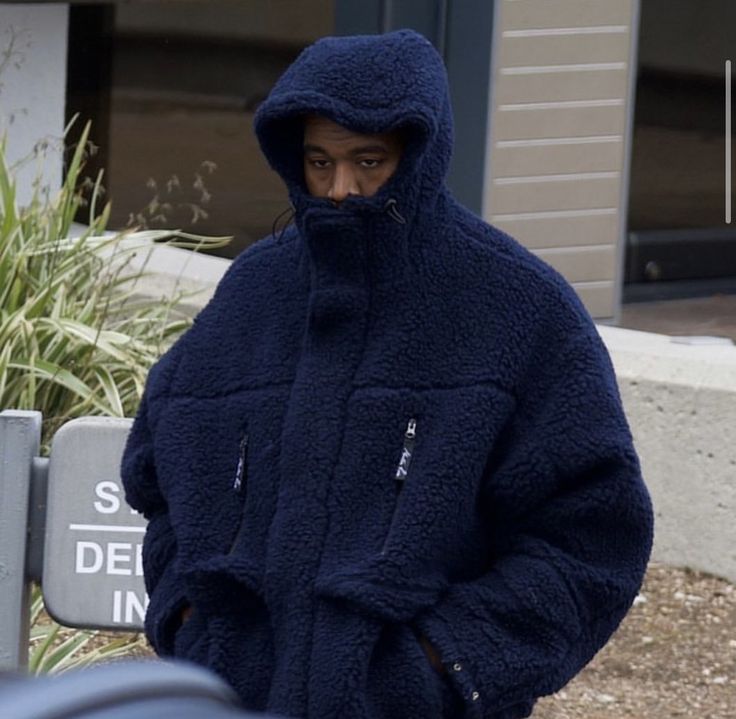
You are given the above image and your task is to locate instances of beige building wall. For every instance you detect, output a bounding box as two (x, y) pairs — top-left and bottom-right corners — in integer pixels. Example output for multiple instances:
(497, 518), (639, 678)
(483, 0), (640, 321)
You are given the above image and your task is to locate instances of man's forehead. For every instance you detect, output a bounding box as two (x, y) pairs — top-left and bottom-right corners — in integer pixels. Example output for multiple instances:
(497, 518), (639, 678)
(303, 115), (401, 148)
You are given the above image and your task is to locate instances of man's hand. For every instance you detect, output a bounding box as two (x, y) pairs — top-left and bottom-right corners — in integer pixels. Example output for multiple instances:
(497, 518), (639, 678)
(419, 633), (446, 675)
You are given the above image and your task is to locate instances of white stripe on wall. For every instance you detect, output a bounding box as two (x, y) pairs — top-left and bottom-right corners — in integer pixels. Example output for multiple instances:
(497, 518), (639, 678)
(501, 62), (626, 75)
(491, 208), (618, 222)
(503, 26), (628, 38)
(499, 98), (625, 111)
(535, 244), (616, 254)
(571, 280), (615, 289)
(494, 171), (620, 185)
(496, 135), (622, 148)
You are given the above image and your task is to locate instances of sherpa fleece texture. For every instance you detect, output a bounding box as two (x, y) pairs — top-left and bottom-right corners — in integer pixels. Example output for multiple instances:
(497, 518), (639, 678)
(121, 29), (653, 719)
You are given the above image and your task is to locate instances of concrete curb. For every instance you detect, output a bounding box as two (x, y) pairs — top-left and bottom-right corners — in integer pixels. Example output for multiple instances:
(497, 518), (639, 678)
(598, 325), (736, 583)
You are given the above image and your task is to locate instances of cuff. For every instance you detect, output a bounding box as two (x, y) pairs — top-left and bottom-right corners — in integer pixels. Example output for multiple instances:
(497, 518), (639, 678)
(145, 562), (188, 656)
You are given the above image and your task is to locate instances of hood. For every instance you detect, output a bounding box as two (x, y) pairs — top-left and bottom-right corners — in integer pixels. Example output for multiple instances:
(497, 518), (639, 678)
(254, 29), (454, 218)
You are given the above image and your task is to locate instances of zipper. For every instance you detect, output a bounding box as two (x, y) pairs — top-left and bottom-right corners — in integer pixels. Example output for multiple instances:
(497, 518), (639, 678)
(394, 418), (416, 485)
(228, 430), (249, 555)
(233, 432), (249, 494)
(382, 417), (417, 554)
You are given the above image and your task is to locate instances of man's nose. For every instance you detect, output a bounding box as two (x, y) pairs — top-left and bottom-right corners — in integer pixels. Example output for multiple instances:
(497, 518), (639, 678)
(328, 164), (359, 204)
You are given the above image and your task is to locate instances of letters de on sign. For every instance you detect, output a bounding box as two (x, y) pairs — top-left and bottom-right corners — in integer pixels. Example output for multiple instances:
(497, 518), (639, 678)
(42, 417), (148, 630)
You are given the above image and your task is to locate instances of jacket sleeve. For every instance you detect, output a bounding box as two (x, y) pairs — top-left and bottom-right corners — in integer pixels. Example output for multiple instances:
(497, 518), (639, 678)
(121, 371), (188, 656)
(415, 328), (654, 717)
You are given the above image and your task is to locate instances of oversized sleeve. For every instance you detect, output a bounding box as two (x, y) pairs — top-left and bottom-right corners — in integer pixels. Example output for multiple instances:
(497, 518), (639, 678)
(121, 365), (189, 656)
(415, 328), (654, 717)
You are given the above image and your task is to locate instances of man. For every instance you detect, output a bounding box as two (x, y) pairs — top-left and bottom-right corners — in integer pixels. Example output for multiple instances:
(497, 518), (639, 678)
(122, 30), (653, 719)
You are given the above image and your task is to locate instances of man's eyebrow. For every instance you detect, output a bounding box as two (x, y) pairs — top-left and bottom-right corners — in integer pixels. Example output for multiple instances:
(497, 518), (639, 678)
(303, 143), (327, 154)
(348, 144), (390, 155)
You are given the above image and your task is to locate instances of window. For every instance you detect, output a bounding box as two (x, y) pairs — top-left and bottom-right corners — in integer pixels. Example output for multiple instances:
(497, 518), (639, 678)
(67, 0), (335, 258)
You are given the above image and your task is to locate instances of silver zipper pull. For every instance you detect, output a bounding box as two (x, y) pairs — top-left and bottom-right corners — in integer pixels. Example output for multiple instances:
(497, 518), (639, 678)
(233, 433), (249, 493)
(395, 418), (417, 482)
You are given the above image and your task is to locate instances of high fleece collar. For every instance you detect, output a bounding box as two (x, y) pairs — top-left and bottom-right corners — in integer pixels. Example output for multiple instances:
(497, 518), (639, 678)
(254, 30), (454, 285)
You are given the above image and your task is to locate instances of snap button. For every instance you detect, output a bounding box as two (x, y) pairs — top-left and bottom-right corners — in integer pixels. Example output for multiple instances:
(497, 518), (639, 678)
(471, 691), (480, 702)
(453, 662), (463, 672)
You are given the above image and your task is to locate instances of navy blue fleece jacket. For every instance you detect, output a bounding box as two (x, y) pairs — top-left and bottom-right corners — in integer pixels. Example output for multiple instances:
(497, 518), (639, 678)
(121, 29), (653, 719)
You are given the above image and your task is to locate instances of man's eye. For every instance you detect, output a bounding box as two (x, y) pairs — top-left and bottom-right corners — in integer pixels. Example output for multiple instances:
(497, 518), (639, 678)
(309, 159), (331, 169)
(359, 158), (381, 169)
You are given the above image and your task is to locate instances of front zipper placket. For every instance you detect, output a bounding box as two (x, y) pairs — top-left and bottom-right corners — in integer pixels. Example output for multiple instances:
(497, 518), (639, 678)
(382, 417), (417, 554)
(228, 429), (249, 555)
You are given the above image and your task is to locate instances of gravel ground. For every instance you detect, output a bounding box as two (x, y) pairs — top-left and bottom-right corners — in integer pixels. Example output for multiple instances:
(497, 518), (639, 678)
(534, 563), (736, 719)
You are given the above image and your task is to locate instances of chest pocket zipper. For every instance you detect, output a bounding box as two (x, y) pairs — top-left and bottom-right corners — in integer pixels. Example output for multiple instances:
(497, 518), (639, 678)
(382, 418), (417, 554)
(233, 432), (249, 494)
(395, 418), (417, 485)
(228, 430), (249, 554)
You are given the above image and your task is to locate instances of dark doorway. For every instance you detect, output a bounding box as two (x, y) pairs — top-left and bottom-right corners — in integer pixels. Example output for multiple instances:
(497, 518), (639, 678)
(626, 0), (736, 299)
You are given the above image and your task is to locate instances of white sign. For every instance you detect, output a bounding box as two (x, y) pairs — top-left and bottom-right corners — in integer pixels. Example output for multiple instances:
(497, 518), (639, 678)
(42, 418), (148, 630)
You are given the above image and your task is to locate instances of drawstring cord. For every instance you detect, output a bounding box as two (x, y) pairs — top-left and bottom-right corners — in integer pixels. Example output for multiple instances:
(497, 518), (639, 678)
(384, 198), (406, 225)
(271, 203), (296, 242)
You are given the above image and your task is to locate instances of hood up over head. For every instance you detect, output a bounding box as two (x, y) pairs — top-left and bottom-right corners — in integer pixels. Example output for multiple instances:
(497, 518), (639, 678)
(254, 29), (454, 226)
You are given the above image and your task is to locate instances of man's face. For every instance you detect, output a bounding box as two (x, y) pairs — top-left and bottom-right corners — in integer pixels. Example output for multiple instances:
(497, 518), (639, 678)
(303, 115), (403, 204)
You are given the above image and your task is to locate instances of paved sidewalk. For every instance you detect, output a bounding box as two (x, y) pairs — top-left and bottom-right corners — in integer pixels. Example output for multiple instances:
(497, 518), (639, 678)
(620, 294), (736, 343)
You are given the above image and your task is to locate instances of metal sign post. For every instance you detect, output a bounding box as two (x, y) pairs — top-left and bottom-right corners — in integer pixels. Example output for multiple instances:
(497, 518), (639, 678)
(0, 410), (42, 670)
(42, 417), (147, 630)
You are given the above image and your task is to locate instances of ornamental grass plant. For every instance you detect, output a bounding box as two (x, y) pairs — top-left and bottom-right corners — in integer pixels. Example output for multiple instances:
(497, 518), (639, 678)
(0, 121), (230, 672)
(1, 122), (229, 442)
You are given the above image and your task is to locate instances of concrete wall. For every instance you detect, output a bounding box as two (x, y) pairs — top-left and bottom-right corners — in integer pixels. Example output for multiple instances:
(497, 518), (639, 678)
(0, 4), (68, 205)
(599, 325), (736, 583)
(122, 238), (230, 317)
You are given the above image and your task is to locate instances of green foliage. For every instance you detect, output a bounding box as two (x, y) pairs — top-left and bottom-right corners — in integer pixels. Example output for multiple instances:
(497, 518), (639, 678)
(1, 120), (230, 672)
(0, 121), (229, 443)
(28, 585), (148, 674)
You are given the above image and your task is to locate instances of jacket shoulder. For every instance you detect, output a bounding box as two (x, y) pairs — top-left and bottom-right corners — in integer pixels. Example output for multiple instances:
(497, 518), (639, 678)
(213, 225), (299, 296)
(441, 204), (595, 343)
(163, 226), (303, 397)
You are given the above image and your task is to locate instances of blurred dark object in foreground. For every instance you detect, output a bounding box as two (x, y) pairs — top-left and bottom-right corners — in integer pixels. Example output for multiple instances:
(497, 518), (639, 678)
(0, 661), (274, 719)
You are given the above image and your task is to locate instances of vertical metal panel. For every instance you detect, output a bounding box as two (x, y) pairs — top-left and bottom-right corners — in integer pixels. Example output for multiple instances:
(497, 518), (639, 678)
(384, 0), (444, 48)
(445, 0), (495, 213)
(0, 410), (42, 671)
(25, 457), (49, 585)
(613, 0), (641, 324)
(334, 0), (382, 35)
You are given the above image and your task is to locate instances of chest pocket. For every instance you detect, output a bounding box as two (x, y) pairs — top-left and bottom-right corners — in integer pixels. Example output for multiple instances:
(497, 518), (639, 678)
(328, 386), (515, 560)
(314, 383), (515, 622)
(159, 388), (288, 590)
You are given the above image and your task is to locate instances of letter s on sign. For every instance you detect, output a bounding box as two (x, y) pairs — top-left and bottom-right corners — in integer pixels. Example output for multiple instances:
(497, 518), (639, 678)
(94, 481), (121, 514)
